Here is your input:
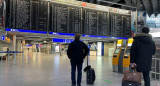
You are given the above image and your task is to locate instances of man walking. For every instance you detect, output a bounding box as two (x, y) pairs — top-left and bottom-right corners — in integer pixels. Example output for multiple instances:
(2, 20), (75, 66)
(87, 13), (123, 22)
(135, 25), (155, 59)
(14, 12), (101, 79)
(67, 33), (89, 86)
(130, 27), (156, 86)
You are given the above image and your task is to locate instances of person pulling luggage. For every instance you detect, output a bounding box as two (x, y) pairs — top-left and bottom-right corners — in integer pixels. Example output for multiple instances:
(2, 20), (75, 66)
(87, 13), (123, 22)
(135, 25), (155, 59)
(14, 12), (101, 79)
(130, 27), (156, 86)
(67, 33), (89, 86)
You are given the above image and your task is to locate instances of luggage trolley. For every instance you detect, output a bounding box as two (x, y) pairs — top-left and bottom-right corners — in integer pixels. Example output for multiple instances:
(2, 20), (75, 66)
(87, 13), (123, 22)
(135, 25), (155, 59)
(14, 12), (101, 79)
(123, 38), (133, 73)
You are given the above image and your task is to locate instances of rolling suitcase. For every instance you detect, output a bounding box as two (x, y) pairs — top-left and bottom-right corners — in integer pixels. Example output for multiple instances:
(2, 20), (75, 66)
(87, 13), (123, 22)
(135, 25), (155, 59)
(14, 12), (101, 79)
(84, 55), (96, 85)
(86, 67), (95, 84)
(122, 80), (141, 86)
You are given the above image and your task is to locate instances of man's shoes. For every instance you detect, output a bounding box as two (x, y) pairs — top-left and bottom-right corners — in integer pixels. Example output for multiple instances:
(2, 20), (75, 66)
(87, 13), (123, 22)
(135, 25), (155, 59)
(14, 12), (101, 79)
(77, 85), (81, 86)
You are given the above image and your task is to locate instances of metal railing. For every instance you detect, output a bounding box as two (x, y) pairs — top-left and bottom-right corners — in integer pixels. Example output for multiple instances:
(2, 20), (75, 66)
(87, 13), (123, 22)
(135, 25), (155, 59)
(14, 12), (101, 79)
(151, 57), (160, 80)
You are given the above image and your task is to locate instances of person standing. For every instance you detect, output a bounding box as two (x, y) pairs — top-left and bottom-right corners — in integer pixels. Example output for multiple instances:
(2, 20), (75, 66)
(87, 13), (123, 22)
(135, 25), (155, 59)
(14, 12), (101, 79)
(67, 33), (89, 86)
(130, 27), (156, 86)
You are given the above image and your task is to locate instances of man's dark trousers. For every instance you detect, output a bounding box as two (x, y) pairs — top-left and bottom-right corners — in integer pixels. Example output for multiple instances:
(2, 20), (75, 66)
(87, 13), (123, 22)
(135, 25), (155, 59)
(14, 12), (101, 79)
(71, 62), (83, 85)
(142, 71), (150, 86)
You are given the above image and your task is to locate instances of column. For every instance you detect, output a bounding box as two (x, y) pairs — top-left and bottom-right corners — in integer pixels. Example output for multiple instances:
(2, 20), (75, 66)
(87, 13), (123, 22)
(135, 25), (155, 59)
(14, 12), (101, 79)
(13, 35), (16, 51)
(104, 42), (115, 56)
(17, 40), (22, 51)
(97, 42), (102, 56)
(0, 42), (1, 51)
(22, 40), (25, 52)
(12, 35), (17, 64)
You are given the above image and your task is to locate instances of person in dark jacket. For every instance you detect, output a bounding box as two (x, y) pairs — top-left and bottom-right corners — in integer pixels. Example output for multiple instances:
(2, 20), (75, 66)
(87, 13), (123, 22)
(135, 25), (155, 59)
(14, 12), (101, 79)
(130, 27), (156, 86)
(67, 33), (89, 86)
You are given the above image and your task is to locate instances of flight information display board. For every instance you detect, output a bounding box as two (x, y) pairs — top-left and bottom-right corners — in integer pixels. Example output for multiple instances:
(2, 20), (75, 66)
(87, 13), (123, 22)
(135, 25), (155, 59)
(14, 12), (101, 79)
(83, 8), (109, 36)
(50, 3), (82, 33)
(83, 8), (98, 35)
(10, 0), (16, 28)
(16, 0), (30, 30)
(38, 1), (48, 31)
(110, 13), (123, 37)
(110, 13), (131, 37)
(69, 6), (82, 33)
(123, 16), (131, 37)
(6, 0), (48, 31)
(50, 3), (69, 33)
(5, 1), (131, 37)
(98, 11), (109, 36)
(30, 1), (38, 30)
(30, 1), (48, 31)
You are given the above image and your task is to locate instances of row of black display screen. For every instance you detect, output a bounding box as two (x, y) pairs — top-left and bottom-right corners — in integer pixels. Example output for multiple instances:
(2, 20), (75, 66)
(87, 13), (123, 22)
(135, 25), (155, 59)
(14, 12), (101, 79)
(5, 0), (131, 37)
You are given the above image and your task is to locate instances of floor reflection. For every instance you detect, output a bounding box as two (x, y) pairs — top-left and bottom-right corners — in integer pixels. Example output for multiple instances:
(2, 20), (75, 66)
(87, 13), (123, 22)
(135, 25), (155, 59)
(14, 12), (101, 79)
(0, 51), (157, 86)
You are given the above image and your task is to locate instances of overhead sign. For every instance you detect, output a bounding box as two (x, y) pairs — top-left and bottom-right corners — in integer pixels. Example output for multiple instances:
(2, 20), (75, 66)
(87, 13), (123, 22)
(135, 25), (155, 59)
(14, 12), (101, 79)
(82, 2), (110, 12)
(53, 38), (74, 43)
(51, 0), (110, 12)
(1, 35), (5, 40)
(110, 8), (130, 14)
(51, 0), (82, 6)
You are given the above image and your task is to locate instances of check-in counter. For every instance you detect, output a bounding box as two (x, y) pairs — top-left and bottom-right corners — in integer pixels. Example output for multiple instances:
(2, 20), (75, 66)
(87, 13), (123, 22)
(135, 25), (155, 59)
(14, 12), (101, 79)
(112, 39), (123, 72)
(123, 38), (133, 73)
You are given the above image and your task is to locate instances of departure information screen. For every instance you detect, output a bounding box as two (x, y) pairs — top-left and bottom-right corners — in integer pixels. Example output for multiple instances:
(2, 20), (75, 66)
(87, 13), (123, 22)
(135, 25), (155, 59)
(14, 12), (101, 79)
(6, 0), (48, 31)
(50, 3), (82, 33)
(83, 8), (109, 36)
(83, 8), (98, 35)
(5, 1), (131, 37)
(98, 11), (109, 36)
(110, 13), (131, 37)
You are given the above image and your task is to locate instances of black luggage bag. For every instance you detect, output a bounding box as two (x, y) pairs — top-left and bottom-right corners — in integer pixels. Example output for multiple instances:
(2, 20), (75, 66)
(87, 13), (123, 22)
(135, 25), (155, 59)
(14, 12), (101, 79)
(84, 55), (96, 85)
(86, 67), (95, 84)
(122, 80), (141, 86)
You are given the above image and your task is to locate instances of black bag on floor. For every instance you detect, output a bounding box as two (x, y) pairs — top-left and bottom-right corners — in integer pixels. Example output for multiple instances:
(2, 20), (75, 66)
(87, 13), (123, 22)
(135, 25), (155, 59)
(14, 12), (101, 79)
(84, 55), (96, 85)
(122, 80), (141, 86)
(86, 67), (95, 84)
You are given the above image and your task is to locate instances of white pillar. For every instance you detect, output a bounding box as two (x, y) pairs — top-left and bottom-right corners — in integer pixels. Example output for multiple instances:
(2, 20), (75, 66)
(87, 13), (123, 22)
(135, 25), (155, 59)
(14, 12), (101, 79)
(13, 35), (17, 64)
(97, 42), (102, 56)
(13, 35), (16, 51)
(114, 41), (117, 49)
(22, 40), (25, 52)
(17, 40), (21, 51)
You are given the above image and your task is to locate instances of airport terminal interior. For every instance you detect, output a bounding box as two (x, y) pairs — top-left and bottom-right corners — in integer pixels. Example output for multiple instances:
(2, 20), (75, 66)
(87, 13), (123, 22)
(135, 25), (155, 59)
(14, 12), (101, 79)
(0, 0), (160, 86)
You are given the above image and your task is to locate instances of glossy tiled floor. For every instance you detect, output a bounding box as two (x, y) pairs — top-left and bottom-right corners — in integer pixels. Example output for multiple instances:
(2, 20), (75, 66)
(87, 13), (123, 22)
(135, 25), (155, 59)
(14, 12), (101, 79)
(0, 51), (159, 86)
